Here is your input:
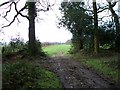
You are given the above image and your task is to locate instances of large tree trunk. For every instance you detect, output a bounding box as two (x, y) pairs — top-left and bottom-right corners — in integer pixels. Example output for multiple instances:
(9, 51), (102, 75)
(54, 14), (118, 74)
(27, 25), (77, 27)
(74, 28), (83, 52)
(107, 1), (120, 51)
(72, 30), (83, 53)
(93, 0), (99, 54)
(77, 37), (83, 51)
(28, 1), (38, 55)
(77, 30), (83, 50)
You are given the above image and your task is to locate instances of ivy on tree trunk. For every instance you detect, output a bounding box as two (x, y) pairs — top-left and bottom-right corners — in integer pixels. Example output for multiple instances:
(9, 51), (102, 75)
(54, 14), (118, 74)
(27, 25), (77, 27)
(28, 1), (38, 55)
(93, 0), (99, 54)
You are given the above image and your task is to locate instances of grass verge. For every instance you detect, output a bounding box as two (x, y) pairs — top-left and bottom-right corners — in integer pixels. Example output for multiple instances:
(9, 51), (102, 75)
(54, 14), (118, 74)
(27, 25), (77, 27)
(2, 60), (62, 89)
(83, 59), (119, 81)
(74, 51), (120, 84)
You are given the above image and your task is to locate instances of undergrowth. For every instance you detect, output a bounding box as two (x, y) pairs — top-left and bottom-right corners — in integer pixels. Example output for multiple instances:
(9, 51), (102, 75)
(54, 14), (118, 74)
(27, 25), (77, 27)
(2, 60), (62, 89)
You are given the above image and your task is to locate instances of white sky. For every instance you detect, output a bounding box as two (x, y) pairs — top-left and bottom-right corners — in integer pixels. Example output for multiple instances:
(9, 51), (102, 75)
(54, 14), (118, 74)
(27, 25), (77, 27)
(0, 0), (72, 43)
(0, 0), (119, 44)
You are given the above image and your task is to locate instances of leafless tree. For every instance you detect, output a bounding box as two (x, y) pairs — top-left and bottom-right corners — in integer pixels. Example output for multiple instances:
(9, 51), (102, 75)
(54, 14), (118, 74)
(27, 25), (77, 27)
(0, 0), (55, 55)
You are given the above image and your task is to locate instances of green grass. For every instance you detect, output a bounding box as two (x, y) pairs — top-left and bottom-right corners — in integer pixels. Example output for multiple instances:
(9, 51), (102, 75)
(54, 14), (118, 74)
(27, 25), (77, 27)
(83, 59), (119, 81)
(74, 52), (120, 83)
(2, 60), (62, 89)
(42, 44), (71, 56)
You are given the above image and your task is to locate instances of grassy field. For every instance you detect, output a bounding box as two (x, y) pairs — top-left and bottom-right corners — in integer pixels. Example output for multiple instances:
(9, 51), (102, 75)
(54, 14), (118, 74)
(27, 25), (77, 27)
(42, 44), (71, 56)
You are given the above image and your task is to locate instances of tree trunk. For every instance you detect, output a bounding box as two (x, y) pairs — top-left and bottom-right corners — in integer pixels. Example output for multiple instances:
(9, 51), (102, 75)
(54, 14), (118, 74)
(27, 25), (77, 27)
(74, 29), (83, 52)
(93, 0), (99, 54)
(28, 1), (38, 55)
(107, 2), (120, 51)
(78, 30), (83, 50)
(77, 38), (83, 50)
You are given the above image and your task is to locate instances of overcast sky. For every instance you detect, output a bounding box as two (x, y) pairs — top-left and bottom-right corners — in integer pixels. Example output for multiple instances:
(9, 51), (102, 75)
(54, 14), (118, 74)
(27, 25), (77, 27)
(0, 0), (119, 44)
(0, 0), (72, 43)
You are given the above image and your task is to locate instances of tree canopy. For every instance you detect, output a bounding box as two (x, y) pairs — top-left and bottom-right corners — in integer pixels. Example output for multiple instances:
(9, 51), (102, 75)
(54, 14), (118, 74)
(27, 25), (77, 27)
(58, 0), (120, 53)
(58, 2), (93, 52)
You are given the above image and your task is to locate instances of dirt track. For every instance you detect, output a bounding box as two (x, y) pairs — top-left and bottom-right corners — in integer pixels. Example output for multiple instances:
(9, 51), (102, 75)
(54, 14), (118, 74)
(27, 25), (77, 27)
(37, 56), (120, 89)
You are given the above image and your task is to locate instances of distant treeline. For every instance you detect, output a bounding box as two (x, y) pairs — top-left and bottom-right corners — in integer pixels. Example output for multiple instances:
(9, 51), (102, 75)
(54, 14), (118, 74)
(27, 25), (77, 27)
(41, 40), (71, 47)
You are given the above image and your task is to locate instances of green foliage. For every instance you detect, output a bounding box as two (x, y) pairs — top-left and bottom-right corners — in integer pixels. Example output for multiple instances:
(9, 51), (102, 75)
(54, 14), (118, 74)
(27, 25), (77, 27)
(36, 40), (46, 56)
(42, 44), (71, 56)
(100, 44), (111, 49)
(58, 2), (93, 52)
(2, 38), (28, 56)
(99, 21), (116, 48)
(27, 40), (46, 56)
(58, 2), (119, 53)
(2, 60), (62, 89)
(2, 39), (46, 58)
(68, 44), (77, 54)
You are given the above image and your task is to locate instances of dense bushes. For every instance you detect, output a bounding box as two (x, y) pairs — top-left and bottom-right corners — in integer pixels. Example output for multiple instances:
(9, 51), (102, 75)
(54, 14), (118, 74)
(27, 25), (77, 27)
(2, 38), (46, 58)
(2, 39), (28, 57)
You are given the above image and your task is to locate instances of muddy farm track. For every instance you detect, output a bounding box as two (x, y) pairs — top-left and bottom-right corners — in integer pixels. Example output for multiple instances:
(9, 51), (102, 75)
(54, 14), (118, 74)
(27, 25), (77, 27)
(37, 56), (120, 89)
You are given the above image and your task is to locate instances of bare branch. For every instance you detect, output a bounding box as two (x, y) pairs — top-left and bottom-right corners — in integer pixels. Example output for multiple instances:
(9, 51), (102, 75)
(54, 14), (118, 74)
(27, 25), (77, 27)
(2, 16), (10, 22)
(36, 0), (55, 12)
(106, 0), (117, 7)
(37, 0), (46, 8)
(16, 17), (20, 26)
(97, 7), (108, 13)
(36, 16), (44, 23)
(111, 2), (117, 7)
(3, 2), (13, 18)
(14, 2), (29, 19)
(37, 8), (49, 12)
(2, 2), (28, 28)
(0, 0), (11, 7)
(2, 1), (19, 19)
(17, 17), (20, 23)
(1, 0), (54, 28)
(2, 13), (18, 28)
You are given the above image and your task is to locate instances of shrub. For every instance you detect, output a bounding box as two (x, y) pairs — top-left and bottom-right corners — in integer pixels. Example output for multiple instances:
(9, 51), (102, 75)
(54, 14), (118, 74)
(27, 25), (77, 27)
(2, 39), (46, 58)
(2, 39), (27, 57)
